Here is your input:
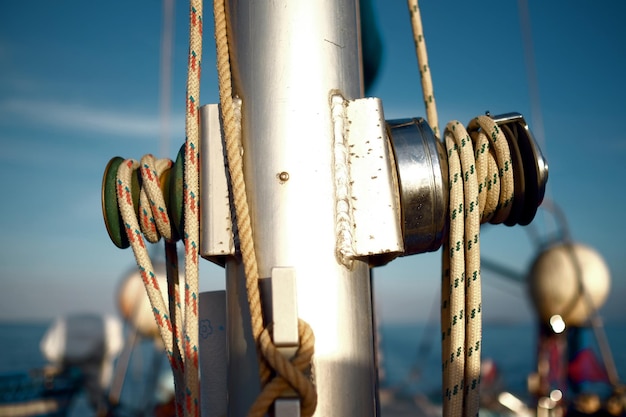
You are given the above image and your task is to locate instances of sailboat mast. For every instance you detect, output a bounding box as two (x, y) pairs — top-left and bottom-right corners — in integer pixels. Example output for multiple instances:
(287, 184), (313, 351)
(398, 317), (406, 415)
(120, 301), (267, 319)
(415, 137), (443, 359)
(222, 1), (377, 416)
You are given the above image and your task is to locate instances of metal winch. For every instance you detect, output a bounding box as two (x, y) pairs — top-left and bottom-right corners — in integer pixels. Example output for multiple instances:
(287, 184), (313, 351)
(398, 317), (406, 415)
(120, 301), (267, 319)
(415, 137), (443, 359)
(100, 98), (549, 417)
(102, 107), (548, 265)
(385, 112), (548, 259)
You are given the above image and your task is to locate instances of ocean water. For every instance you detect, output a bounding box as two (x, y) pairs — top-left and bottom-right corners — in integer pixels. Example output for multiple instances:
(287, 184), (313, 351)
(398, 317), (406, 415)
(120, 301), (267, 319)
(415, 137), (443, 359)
(379, 322), (626, 403)
(0, 321), (170, 417)
(380, 322), (538, 401)
(1, 321), (624, 415)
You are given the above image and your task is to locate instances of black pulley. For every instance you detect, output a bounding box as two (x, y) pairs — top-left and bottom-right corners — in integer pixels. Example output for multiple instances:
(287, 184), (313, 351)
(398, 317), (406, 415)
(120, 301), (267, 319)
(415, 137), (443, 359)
(490, 113), (548, 226)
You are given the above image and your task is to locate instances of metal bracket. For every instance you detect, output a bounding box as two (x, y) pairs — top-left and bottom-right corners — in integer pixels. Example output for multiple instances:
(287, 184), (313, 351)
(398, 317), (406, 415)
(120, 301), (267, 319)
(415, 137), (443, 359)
(332, 95), (404, 266)
(275, 398), (301, 417)
(199, 103), (238, 265)
(270, 267), (300, 417)
(201, 97), (406, 266)
(271, 267), (299, 359)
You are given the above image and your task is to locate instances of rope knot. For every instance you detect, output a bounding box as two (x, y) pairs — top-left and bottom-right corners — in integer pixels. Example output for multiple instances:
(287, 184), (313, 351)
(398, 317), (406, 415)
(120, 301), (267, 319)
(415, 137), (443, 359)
(249, 319), (318, 417)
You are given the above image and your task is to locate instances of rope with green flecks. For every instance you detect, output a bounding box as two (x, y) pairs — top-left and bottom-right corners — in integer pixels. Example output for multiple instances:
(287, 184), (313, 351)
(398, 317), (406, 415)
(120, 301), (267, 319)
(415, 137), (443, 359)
(212, 0), (318, 415)
(407, 0), (439, 137)
(441, 117), (513, 417)
(407, 2), (515, 417)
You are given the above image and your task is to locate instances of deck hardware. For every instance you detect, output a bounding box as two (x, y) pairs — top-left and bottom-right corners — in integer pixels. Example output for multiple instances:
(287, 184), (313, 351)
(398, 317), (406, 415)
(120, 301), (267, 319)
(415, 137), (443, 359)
(384, 113), (548, 257)
(102, 156), (132, 249)
(101, 149), (185, 248)
(275, 398), (301, 417)
(199, 103), (238, 265)
(489, 113), (548, 226)
(386, 117), (448, 256)
(333, 95), (405, 266)
(271, 267), (301, 415)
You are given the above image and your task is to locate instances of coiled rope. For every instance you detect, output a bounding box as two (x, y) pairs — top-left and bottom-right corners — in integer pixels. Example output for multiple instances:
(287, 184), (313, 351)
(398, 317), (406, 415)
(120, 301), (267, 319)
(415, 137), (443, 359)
(407, 2), (515, 417)
(212, 0), (317, 416)
(115, 2), (203, 417)
(115, 0), (316, 415)
(117, 156), (191, 417)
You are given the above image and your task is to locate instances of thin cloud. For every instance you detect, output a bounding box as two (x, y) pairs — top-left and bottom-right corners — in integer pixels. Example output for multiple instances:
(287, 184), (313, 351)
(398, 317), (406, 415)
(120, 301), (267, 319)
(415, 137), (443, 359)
(0, 98), (184, 138)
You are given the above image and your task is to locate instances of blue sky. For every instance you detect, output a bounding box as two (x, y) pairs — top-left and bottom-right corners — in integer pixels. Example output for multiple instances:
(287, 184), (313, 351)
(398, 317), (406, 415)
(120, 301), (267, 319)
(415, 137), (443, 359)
(0, 1), (625, 324)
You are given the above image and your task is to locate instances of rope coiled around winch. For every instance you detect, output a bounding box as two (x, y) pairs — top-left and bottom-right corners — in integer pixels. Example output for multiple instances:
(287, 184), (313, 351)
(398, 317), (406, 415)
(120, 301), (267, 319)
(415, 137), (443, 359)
(441, 118), (514, 417)
(116, 155), (190, 417)
(115, 1), (204, 416)
(407, 2), (515, 417)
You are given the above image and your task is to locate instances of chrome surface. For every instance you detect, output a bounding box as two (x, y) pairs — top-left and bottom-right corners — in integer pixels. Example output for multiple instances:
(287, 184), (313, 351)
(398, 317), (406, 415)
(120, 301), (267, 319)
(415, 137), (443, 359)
(224, 1), (377, 416)
(386, 118), (448, 255)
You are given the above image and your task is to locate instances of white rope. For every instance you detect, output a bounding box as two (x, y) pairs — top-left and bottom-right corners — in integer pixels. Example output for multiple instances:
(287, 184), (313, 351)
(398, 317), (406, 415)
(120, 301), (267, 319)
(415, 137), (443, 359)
(407, 0), (439, 137)
(114, 2), (204, 416)
(116, 157), (187, 415)
(406, 2), (515, 417)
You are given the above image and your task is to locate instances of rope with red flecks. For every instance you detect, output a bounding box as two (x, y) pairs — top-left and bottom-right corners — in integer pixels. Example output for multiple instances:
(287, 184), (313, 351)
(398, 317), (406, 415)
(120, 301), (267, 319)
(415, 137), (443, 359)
(181, 2), (203, 417)
(115, 2), (203, 417)
(116, 156), (187, 415)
